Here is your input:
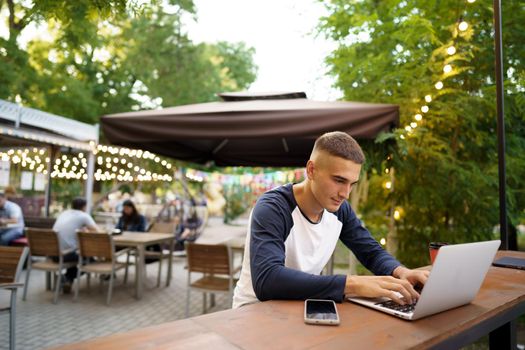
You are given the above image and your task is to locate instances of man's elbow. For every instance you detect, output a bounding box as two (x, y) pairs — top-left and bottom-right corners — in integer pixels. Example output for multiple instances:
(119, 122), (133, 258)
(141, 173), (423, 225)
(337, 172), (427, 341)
(253, 279), (271, 301)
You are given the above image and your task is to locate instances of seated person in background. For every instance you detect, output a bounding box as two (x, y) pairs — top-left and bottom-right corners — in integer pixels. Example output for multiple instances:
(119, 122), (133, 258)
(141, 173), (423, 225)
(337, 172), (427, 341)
(115, 200), (160, 262)
(53, 197), (100, 292)
(115, 199), (147, 232)
(3, 185), (17, 200)
(173, 213), (201, 251)
(0, 191), (24, 246)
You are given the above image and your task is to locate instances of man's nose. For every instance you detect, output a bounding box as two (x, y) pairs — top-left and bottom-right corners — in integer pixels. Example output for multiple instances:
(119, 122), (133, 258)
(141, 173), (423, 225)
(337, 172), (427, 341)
(339, 184), (352, 198)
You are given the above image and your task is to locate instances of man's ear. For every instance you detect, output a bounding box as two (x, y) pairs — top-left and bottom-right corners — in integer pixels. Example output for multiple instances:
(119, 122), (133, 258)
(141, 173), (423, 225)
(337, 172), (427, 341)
(306, 160), (315, 180)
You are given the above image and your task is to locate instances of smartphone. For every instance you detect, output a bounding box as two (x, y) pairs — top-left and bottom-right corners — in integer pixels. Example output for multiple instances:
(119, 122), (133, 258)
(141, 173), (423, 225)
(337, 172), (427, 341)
(304, 299), (340, 325)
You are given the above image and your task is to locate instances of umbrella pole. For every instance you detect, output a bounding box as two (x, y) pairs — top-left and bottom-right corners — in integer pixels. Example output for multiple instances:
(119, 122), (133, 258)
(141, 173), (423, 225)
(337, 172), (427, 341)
(493, 0), (508, 250)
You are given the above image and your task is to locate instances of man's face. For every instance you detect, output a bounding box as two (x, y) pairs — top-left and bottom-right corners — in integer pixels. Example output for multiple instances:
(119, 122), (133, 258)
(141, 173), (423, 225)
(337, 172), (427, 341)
(308, 152), (361, 212)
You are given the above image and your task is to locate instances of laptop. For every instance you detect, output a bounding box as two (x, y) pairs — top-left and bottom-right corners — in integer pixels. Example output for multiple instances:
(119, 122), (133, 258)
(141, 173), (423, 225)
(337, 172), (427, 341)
(347, 240), (501, 320)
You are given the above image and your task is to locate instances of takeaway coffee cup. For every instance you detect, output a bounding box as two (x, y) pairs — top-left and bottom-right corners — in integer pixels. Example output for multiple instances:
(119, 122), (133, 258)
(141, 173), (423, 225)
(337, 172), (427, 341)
(429, 242), (448, 264)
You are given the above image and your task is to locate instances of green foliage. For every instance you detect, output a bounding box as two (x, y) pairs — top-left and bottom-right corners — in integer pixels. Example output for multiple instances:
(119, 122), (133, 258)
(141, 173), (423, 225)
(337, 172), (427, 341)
(320, 0), (525, 267)
(222, 184), (253, 224)
(0, 1), (257, 125)
(51, 179), (84, 211)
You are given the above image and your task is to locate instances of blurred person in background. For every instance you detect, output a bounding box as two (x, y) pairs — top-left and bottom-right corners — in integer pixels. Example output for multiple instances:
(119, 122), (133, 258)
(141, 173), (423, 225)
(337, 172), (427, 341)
(0, 191), (24, 245)
(53, 197), (99, 292)
(115, 199), (147, 232)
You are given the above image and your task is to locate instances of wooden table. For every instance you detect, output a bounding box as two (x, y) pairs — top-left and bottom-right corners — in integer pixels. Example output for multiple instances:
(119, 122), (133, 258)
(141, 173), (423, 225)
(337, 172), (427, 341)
(113, 232), (174, 300)
(51, 250), (525, 350)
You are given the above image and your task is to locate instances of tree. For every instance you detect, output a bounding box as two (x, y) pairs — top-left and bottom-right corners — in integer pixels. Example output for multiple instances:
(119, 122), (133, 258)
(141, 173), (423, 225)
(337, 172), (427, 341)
(115, 8), (257, 108)
(320, 0), (525, 266)
(1, 1), (257, 124)
(0, 0), (131, 109)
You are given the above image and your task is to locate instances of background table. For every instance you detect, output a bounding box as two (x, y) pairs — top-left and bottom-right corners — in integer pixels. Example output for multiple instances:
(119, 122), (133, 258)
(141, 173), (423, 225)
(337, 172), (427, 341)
(114, 232), (174, 299)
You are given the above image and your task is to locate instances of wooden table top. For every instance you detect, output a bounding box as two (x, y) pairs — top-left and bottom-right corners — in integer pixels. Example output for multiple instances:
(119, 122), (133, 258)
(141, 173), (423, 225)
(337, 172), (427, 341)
(113, 232), (174, 245)
(51, 250), (525, 350)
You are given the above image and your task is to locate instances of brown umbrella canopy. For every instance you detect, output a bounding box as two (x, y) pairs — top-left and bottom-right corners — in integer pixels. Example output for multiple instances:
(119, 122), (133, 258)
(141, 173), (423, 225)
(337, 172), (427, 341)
(101, 94), (399, 167)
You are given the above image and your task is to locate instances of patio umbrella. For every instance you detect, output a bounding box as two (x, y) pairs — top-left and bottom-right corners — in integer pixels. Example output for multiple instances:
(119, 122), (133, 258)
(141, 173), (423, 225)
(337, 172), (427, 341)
(100, 92), (399, 167)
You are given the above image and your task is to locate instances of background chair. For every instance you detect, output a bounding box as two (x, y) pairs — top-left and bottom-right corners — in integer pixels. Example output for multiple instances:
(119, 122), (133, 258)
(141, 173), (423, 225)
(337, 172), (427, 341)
(185, 243), (239, 317)
(75, 231), (130, 305)
(23, 228), (77, 304)
(0, 246), (29, 350)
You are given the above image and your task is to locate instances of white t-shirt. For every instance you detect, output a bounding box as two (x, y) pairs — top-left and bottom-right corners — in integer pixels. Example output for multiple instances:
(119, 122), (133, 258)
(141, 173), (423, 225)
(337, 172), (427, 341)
(53, 209), (96, 250)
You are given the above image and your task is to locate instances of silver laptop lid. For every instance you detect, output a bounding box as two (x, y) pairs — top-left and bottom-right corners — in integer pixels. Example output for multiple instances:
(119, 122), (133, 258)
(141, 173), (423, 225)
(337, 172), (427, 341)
(412, 240), (500, 319)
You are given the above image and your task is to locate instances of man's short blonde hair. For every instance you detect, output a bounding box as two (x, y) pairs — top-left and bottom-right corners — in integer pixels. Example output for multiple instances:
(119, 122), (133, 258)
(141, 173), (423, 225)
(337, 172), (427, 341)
(312, 131), (365, 164)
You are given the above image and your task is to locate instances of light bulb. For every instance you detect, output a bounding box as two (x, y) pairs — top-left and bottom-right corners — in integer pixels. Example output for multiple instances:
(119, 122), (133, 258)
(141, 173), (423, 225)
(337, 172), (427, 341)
(447, 46), (456, 55)
(425, 95), (432, 103)
(410, 122), (417, 128)
(435, 81), (444, 90)
(415, 114), (423, 121)
(393, 210), (401, 220)
(421, 105), (429, 113)
(467, 0), (475, 3)
(443, 64), (452, 73)
(458, 21), (468, 31)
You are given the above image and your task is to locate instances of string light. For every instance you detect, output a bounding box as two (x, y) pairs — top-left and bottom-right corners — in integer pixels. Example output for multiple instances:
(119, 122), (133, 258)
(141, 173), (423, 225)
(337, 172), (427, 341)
(458, 21), (469, 31)
(399, 3), (477, 142)
(393, 210), (401, 220)
(1, 145), (175, 182)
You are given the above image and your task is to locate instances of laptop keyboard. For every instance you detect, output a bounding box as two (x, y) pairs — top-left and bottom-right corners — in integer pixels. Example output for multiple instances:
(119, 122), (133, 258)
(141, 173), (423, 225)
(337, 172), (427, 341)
(375, 300), (417, 313)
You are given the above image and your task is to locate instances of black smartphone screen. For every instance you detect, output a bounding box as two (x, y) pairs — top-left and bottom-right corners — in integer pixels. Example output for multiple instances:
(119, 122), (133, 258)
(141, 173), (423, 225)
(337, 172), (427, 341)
(306, 300), (338, 320)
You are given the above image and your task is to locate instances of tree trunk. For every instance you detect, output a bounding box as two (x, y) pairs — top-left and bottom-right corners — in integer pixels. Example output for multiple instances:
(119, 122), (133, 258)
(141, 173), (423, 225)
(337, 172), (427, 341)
(386, 167), (398, 257)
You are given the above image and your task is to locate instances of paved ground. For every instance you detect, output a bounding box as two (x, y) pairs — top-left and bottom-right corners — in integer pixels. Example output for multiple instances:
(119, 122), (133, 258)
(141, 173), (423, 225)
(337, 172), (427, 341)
(0, 217), (248, 350)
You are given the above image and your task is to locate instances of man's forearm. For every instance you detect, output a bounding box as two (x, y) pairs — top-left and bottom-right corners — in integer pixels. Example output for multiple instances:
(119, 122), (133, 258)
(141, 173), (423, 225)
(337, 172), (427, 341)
(254, 265), (347, 302)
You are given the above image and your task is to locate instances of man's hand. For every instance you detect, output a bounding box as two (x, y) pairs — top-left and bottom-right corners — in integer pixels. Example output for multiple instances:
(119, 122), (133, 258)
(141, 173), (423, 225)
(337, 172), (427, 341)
(392, 266), (430, 287)
(345, 275), (420, 305)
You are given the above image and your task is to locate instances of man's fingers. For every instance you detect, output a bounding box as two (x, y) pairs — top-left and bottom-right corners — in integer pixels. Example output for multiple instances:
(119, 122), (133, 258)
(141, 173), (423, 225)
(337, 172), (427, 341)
(386, 290), (405, 305)
(346, 274), (428, 304)
(403, 280), (420, 299)
(411, 271), (429, 286)
(420, 271), (430, 283)
(381, 282), (413, 304)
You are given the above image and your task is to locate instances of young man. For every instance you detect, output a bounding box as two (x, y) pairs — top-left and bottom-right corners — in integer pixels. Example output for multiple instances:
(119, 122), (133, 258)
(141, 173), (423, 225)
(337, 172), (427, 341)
(233, 132), (429, 308)
(0, 191), (24, 245)
(53, 197), (100, 292)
